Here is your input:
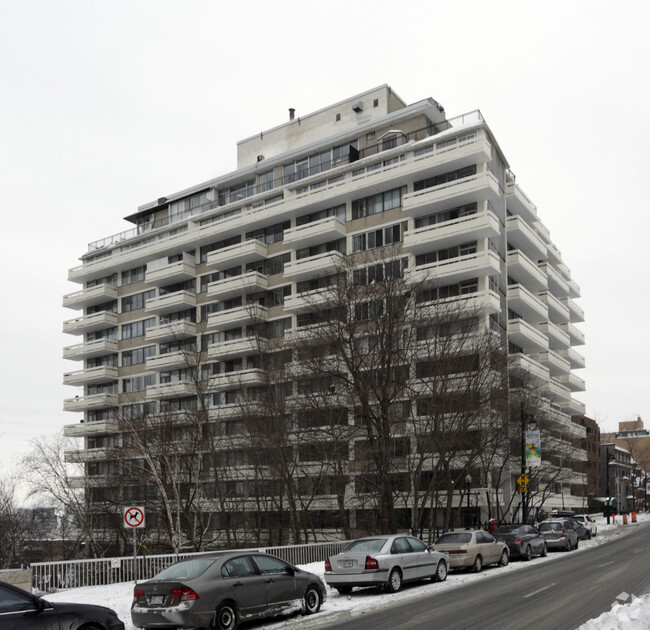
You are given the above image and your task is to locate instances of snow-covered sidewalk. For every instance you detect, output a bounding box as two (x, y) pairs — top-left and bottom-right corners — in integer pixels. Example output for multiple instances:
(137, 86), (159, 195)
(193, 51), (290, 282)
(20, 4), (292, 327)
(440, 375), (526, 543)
(45, 513), (650, 629)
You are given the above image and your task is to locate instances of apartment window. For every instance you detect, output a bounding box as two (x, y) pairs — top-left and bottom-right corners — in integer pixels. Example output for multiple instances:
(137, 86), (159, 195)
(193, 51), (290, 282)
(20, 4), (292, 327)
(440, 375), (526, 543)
(218, 180), (256, 206)
(87, 355), (117, 368)
(415, 203), (478, 229)
(352, 224), (404, 253)
(159, 309), (195, 324)
(122, 402), (157, 419)
(86, 327), (117, 341)
(160, 368), (193, 384)
(283, 141), (358, 184)
(121, 266), (145, 286)
(169, 191), (209, 222)
(245, 221), (289, 244)
(265, 318), (292, 339)
(121, 317), (156, 340)
(121, 289), (155, 313)
(86, 274), (116, 288)
(159, 279), (194, 296)
(200, 236), (242, 263)
(122, 345), (155, 367)
(414, 165), (477, 192)
(351, 187), (403, 219)
(87, 382), (117, 395)
(296, 238), (346, 260)
(87, 300), (117, 315)
(296, 204), (345, 226)
(122, 374), (155, 393)
(246, 253), (290, 276)
(415, 241), (477, 267)
(353, 259), (406, 285)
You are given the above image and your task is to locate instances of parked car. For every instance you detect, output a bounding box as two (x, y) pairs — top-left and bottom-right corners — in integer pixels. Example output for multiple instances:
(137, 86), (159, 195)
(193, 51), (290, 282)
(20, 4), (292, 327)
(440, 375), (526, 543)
(324, 534), (449, 594)
(434, 530), (509, 572)
(538, 519), (579, 551)
(131, 551), (326, 630)
(569, 518), (591, 540)
(493, 524), (548, 560)
(572, 514), (597, 537)
(0, 580), (125, 629)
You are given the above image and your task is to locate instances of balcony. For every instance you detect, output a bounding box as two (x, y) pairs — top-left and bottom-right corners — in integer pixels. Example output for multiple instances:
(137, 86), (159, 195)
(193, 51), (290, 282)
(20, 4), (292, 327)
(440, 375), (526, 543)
(558, 347), (586, 369)
(146, 254), (196, 286)
(146, 319), (197, 342)
(538, 262), (569, 297)
(507, 318), (549, 352)
(506, 250), (547, 292)
(506, 215), (547, 261)
(509, 353), (549, 384)
(207, 304), (268, 331)
(146, 381), (196, 400)
(64, 419), (118, 438)
(406, 250), (501, 286)
(207, 336), (267, 361)
(560, 296), (584, 323)
(65, 448), (112, 464)
(530, 350), (571, 376)
(146, 351), (198, 372)
(63, 311), (118, 336)
(63, 338), (118, 361)
(562, 397), (586, 416)
(418, 289), (501, 318)
(63, 366), (118, 387)
(209, 368), (265, 391)
(207, 272), (268, 300)
(403, 207), (500, 254)
(402, 171), (500, 219)
(206, 239), (268, 269)
(63, 283), (117, 310)
(537, 291), (570, 325)
(63, 393), (118, 412)
(536, 321), (571, 350)
(558, 373), (586, 392)
(283, 251), (345, 281)
(558, 322), (585, 346)
(505, 180), (539, 225)
(507, 284), (547, 323)
(284, 287), (334, 314)
(283, 216), (346, 249)
(544, 378), (571, 402)
(145, 290), (197, 315)
(567, 278), (581, 299)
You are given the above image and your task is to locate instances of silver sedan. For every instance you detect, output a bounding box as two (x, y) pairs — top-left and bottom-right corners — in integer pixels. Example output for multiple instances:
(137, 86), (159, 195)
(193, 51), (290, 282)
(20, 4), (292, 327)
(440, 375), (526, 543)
(324, 535), (449, 595)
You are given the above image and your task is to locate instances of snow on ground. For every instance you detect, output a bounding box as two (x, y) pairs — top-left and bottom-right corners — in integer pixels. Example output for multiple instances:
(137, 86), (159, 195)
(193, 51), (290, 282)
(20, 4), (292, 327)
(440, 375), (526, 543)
(45, 513), (650, 630)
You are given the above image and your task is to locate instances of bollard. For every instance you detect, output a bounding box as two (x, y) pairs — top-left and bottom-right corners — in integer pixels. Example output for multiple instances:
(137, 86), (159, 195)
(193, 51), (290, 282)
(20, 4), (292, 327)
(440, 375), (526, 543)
(632, 512), (637, 523)
(623, 513), (628, 525)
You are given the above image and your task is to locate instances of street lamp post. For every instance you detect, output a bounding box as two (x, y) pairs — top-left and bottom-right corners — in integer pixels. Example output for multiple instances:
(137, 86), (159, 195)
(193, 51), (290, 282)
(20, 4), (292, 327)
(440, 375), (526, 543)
(520, 402), (536, 523)
(465, 473), (472, 529)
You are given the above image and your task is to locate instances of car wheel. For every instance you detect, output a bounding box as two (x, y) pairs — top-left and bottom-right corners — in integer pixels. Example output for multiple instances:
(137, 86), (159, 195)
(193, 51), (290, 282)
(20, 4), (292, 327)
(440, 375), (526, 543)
(336, 586), (352, 595)
(541, 543), (548, 557)
(303, 585), (322, 614)
(214, 603), (238, 630)
(585, 531), (591, 540)
(499, 550), (509, 567)
(523, 546), (532, 561)
(472, 555), (483, 573)
(385, 568), (403, 593)
(433, 560), (448, 582)
(574, 539), (579, 549)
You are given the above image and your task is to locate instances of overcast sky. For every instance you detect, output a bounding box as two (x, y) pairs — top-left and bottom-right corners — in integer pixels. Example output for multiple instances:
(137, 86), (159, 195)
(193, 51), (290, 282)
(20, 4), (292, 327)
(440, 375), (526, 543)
(1, 0), (648, 475)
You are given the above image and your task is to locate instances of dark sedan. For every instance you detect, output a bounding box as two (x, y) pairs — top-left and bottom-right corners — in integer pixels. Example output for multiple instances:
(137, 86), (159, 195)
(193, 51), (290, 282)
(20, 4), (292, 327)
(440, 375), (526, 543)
(493, 524), (548, 560)
(132, 551), (326, 630)
(0, 580), (125, 629)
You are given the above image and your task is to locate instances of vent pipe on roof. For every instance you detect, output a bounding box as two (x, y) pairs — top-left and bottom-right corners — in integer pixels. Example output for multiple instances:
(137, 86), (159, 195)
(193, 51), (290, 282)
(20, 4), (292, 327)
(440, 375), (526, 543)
(289, 108), (295, 121)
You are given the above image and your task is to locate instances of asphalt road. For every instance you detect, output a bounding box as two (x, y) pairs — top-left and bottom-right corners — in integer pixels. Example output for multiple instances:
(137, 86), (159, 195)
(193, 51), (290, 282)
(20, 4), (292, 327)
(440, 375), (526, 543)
(318, 524), (650, 630)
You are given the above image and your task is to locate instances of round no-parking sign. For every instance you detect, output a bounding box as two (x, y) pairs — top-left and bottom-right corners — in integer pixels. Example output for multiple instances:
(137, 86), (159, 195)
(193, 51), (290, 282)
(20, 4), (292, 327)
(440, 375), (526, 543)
(123, 506), (146, 529)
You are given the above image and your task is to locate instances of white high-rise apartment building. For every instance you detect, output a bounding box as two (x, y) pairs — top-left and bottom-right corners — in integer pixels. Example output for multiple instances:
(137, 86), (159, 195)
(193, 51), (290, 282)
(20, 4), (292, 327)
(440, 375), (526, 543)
(63, 86), (586, 546)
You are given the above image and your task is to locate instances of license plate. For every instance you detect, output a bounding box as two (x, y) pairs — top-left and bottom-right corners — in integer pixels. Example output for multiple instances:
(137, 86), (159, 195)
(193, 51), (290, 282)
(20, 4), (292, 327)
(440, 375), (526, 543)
(343, 560), (354, 568)
(149, 595), (164, 606)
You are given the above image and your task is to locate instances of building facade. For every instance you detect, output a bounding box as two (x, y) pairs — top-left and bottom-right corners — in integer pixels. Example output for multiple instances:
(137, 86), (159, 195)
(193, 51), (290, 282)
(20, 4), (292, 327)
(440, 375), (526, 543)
(63, 86), (586, 549)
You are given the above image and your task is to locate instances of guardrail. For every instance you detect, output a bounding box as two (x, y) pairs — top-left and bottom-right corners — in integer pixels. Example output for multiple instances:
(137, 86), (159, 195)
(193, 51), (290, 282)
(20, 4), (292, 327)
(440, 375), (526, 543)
(31, 539), (352, 593)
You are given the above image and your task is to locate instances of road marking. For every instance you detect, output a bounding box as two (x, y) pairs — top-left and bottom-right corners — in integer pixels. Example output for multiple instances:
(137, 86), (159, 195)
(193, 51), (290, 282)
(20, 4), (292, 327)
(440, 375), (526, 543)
(523, 583), (556, 598)
(598, 560), (615, 567)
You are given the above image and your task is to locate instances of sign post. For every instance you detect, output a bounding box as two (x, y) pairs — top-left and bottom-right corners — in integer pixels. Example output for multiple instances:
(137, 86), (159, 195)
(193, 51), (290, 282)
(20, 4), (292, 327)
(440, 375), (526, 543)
(123, 506), (146, 583)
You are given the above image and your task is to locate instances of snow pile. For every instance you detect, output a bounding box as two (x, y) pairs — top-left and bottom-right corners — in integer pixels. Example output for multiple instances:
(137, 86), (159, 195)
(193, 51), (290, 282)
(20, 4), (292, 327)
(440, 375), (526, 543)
(577, 593), (650, 630)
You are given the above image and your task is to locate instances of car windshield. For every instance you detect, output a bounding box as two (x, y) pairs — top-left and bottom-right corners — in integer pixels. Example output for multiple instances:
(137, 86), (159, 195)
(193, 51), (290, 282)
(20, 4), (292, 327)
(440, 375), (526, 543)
(436, 533), (472, 544)
(539, 522), (562, 532)
(153, 557), (217, 580)
(343, 538), (387, 553)
(494, 526), (521, 535)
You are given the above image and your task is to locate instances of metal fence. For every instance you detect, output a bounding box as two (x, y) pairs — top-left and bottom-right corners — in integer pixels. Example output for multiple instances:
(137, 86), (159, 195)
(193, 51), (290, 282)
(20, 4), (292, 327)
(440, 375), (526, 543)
(31, 540), (352, 594)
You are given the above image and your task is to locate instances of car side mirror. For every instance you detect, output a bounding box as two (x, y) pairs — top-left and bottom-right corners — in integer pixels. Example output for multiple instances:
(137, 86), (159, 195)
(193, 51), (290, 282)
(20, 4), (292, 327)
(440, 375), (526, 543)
(428, 546), (435, 552)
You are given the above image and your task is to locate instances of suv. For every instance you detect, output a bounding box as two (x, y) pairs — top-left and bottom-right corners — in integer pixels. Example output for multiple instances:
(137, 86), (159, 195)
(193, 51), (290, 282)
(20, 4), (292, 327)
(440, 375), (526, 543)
(538, 519), (579, 551)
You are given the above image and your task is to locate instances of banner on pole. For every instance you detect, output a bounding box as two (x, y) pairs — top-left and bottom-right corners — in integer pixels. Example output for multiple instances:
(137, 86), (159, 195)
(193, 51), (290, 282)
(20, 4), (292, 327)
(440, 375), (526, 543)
(525, 430), (541, 468)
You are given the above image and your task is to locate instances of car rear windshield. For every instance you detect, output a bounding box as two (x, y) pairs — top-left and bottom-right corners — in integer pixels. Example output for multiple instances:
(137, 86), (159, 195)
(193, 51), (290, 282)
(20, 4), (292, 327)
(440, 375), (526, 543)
(539, 522), (562, 532)
(436, 533), (472, 544)
(343, 538), (387, 553)
(494, 526), (521, 535)
(153, 557), (217, 580)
